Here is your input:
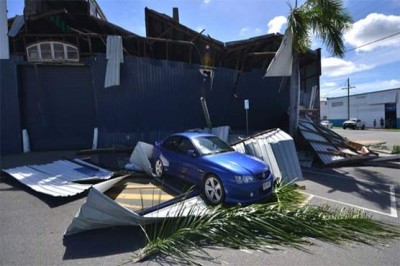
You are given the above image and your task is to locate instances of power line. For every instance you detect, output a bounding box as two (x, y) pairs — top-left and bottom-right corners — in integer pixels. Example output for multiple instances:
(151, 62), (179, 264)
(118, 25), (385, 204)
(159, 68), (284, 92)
(344, 31), (400, 53)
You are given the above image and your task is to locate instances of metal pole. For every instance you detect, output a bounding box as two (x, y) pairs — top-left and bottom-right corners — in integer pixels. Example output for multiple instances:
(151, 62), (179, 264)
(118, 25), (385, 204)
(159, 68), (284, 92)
(341, 78), (355, 120)
(246, 109), (249, 135)
(347, 78), (350, 120)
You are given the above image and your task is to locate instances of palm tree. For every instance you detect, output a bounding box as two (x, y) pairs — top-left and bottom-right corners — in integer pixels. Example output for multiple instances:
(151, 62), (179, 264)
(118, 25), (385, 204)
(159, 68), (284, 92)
(287, 0), (352, 136)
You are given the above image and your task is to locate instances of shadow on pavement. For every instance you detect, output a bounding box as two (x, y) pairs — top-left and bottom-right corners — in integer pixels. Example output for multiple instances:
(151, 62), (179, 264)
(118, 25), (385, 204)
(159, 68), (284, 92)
(63, 226), (146, 260)
(303, 166), (394, 210)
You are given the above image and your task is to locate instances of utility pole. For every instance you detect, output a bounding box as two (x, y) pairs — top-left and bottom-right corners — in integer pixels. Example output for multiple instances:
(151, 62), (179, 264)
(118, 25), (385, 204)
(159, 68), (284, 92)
(341, 78), (355, 120)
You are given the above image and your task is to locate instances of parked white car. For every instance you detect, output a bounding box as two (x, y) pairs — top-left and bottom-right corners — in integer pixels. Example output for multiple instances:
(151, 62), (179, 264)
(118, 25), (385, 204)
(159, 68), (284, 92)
(343, 118), (366, 130)
(320, 120), (333, 128)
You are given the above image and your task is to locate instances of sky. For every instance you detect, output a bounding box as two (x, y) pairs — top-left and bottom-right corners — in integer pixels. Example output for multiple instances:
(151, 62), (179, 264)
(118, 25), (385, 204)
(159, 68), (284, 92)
(5, 0), (400, 99)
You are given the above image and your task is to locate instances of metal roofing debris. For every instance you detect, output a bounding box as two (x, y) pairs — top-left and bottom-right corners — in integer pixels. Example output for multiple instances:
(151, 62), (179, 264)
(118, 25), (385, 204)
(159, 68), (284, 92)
(231, 128), (303, 183)
(2, 159), (114, 197)
(65, 175), (209, 235)
(211, 126), (230, 143)
(128, 141), (155, 176)
(104, 35), (124, 88)
(298, 118), (378, 166)
(8, 15), (25, 37)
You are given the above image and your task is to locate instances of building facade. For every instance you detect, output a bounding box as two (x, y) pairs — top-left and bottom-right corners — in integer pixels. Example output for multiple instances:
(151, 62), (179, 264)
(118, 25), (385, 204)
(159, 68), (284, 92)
(1, 0), (321, 154)
(325, 88), (399, 128)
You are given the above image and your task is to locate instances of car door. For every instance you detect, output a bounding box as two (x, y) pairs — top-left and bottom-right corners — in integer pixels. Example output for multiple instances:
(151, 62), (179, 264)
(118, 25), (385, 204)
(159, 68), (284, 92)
(159, 136), (181, 175)
(174, 137), (203, 185)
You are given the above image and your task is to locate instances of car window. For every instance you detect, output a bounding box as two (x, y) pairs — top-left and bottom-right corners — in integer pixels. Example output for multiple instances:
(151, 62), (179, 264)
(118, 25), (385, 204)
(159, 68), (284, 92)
(177, 137), (194, 154)
(193, 136), (233, 156)
(162, 136), (180, 151)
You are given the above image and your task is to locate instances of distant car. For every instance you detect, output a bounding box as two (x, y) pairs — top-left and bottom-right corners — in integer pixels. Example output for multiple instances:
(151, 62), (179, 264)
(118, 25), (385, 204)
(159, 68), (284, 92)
(343, 118), (366, 130)
(320, 120), (333, 128)
(153, 132), (273, 205)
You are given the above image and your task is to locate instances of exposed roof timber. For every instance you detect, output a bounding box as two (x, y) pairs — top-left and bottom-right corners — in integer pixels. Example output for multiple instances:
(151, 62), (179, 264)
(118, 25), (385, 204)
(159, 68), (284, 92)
(146, 37), (203, 65)
(89, 0), (107, 21)
(145, 7), (225, 50)
(25, 9), (67, 21)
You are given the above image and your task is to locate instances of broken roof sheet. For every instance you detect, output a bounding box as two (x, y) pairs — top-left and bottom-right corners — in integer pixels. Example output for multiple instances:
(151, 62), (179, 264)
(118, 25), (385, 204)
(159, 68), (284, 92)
(231, 128), (303, 183)
(298, 118), (378, 166)
(2, 159), (113, 197)
(65, 175), (209, 235)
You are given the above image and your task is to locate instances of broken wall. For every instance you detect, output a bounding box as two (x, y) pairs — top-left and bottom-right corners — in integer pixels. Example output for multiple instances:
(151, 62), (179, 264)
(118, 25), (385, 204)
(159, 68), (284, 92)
(1, 55), (290, 154)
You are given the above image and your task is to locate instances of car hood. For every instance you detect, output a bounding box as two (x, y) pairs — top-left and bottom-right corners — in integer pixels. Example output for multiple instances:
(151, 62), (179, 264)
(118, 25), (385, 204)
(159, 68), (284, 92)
(203, 151), (268, 175)
(343, 120), (356, 123)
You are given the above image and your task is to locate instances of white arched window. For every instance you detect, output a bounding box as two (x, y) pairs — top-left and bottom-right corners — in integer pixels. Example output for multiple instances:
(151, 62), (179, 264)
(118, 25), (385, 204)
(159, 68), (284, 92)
(26, 42), (79, 62)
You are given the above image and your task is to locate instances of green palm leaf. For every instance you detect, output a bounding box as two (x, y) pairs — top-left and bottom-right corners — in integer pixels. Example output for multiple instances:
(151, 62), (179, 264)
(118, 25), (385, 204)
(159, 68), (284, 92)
(134, 184), (400, 265)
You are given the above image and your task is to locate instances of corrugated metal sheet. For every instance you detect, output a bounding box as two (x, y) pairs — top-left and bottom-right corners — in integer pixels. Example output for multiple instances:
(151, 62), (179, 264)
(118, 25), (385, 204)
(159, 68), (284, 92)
(19, 65), (95, 151)
(1, 59), (22, 154)
(8, 15), (24, 37)
(89, 54), (291, 148)
(65, 176), (209, 235)
(298, 118), (378, 165)
(104, 35), (124, 88)
(0, 1), (9, 59)
(231, 128), (303, 183)
(2, 159), (114, 197)
(2, 54), (292, 153)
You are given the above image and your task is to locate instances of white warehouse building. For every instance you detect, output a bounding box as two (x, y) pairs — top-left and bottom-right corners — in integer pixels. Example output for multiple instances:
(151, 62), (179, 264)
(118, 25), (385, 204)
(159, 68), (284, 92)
(324, 88), (399, 128)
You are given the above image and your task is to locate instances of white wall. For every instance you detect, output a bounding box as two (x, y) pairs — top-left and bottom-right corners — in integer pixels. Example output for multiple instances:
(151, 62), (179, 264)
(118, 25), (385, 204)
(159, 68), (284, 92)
(326, 89), (400, 127)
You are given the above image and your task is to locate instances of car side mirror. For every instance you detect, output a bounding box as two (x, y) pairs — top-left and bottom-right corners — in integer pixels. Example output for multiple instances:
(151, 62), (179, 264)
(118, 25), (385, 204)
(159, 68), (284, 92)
(187, 149), (198, 158)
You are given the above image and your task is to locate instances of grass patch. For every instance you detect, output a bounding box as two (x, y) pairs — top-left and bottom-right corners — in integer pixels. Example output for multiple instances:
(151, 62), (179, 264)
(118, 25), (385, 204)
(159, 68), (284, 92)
(132, 183), (400, 265)
(392, 145), (400, 154)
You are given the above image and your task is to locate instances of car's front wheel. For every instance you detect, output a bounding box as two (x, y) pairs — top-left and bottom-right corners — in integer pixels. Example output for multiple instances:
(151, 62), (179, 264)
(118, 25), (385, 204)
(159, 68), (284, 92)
(154, 158), (164, 178)
(203, 174), (225, 205)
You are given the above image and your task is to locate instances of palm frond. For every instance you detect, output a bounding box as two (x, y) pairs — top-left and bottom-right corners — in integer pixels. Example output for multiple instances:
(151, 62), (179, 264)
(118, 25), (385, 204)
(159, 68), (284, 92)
(306, 0), (352, 57)
(288, 0), (352, 57)
(134, 184), (400, 264)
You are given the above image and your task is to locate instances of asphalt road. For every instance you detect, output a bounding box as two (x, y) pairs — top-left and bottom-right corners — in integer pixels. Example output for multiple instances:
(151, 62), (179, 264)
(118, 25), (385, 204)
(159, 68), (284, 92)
(332, 128), (400, 150)
(1, 144), (399, 265)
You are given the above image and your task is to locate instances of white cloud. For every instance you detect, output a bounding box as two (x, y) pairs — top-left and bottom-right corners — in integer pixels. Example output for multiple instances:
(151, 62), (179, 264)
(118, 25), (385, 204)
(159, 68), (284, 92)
(239, 27), (264, 38)
(344, 13), (400, 52)
(267, 16), (287, 34)
(322, 82), (337, 87)
(255, 28), (262, 35)
(204, 0), (211, 5)
(321, 57), (374, 77)
(353, 79), (400, 93)
(320, 79), (400, 97)
(239, 27), (250, 37)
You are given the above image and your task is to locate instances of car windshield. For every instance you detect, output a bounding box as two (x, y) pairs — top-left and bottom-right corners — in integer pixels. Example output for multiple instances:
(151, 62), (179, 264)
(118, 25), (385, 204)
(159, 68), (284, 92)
(192, 136), (234, 156)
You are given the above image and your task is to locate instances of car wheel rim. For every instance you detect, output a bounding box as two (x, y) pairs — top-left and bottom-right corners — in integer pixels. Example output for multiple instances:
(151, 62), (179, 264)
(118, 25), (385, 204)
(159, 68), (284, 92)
(155, 160), (163, 177)
(205, 176), (222, 204)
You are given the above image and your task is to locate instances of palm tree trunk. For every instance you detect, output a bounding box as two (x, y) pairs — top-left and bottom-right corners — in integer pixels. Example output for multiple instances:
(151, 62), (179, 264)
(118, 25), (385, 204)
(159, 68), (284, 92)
(289, 52), (300, 137)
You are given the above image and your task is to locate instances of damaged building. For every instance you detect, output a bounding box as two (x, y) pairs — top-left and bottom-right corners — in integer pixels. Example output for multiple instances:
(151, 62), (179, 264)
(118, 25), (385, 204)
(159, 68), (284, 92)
(1, 0), (321, 155)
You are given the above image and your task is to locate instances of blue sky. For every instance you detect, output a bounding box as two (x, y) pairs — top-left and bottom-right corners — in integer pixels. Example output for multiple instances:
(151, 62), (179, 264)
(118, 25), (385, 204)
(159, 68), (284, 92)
(5, 0), (400, 98)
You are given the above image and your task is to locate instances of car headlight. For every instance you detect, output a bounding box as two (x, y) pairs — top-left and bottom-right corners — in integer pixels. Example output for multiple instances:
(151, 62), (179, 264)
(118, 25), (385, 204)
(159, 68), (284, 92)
(234, 175), (255, 184)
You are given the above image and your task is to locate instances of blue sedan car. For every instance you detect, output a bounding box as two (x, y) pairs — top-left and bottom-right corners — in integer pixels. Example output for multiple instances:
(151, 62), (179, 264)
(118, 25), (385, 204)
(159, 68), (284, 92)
(153, 132), (273, 205)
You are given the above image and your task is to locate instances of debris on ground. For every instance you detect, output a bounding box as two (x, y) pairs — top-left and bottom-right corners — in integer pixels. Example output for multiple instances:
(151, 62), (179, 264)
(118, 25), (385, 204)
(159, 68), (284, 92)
(298, 118), (379, 166)
(2, 159), (114, 197)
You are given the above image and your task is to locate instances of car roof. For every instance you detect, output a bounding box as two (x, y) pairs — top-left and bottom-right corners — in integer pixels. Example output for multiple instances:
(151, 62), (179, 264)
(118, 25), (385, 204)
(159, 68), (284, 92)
(171, 132), (215, 139)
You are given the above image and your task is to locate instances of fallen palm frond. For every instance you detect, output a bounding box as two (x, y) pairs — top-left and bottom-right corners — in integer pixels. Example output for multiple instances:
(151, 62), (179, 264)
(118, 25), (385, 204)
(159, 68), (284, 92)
(134, 184), (400, 265)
